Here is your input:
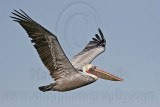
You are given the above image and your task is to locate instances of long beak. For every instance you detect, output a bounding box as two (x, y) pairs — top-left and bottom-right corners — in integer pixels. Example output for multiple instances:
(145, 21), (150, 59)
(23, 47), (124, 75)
(88, 67), (123, 81)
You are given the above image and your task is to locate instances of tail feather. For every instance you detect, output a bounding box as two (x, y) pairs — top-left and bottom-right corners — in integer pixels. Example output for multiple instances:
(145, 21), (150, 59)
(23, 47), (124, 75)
(39, 83), (55, 92)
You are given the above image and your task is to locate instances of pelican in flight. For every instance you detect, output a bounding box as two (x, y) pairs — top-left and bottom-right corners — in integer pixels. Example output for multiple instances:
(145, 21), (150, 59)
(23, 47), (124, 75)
(10, 9), (123, 92)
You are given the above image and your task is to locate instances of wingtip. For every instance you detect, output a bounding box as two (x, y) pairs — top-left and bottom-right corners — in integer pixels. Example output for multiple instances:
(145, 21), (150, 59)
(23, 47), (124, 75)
(95, 34), (101, 40)
(98, 28), (106, 43)
(98, 28), (102, 33)
(19, 9), (25, 13)
(98, 28), (103, 36)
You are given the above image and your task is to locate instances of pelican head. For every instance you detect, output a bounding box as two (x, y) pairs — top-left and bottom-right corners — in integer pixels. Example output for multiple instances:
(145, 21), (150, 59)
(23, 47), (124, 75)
(83, 64), (123, 81)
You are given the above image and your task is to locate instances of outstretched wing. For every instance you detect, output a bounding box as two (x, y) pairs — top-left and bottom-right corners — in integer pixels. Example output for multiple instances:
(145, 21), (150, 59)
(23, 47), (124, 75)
(71, 28), (106, 70)
(10, 9), (78, 80)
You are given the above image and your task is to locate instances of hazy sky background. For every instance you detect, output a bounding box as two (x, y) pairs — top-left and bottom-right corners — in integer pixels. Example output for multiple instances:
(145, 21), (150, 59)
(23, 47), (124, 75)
(0, 0), (160, 107)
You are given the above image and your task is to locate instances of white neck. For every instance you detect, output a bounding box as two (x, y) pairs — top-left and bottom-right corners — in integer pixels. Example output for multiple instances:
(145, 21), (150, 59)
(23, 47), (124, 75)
(82, 64), (98, 80)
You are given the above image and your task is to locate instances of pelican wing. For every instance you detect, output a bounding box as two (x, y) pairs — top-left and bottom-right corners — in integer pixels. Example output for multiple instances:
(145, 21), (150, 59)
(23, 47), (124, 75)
(71, 28), (106, 70)
(10, 9), (78, 80)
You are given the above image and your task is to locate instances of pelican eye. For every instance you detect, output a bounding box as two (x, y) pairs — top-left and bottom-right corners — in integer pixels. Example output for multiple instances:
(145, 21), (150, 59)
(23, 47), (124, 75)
(89, 66), (96, 71)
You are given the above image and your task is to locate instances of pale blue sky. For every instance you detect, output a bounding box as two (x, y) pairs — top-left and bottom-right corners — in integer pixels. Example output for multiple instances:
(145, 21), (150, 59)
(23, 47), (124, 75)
(0, 0), (160, 107)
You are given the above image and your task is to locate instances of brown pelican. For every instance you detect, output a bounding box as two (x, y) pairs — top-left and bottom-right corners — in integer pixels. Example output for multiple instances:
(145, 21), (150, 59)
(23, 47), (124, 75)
(10, 9), (123, 92)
